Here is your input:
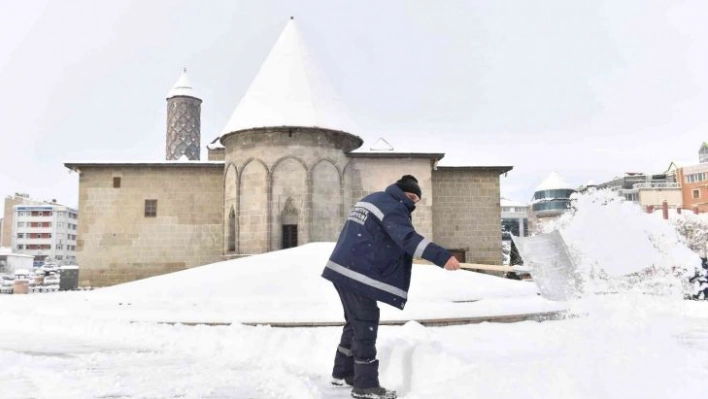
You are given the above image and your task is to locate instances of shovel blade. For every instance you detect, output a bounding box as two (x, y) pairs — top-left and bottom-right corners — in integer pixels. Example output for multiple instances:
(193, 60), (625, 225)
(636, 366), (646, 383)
(512, 230), (581, 301)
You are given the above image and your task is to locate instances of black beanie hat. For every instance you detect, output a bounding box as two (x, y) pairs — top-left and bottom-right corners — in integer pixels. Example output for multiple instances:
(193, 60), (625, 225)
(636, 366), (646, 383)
(395, 175), (422, 199)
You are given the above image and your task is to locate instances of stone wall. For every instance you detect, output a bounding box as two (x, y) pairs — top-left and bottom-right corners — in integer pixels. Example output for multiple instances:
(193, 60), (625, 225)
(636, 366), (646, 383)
(221, 127), (362, 253)
(432, 167), (504, 265)
(76, 164), (223, 287)
(208, 148), (225, 161)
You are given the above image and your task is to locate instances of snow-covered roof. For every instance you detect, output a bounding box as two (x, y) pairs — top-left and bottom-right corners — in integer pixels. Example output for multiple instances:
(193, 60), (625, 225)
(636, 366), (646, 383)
(64, 161), (224, 172)
(167, 69), (198, 99)
(219, 17), (356, 136)
(206, 136), (224, 150)
(501, 198), (527, 208)
(369, 137), (394, 151)
(535, 171), (575, 191)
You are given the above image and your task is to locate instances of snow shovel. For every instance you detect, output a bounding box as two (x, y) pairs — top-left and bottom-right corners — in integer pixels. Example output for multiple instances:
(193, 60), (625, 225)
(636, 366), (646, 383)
(511, 230), (581, 301)
(415, 231), (580, 301)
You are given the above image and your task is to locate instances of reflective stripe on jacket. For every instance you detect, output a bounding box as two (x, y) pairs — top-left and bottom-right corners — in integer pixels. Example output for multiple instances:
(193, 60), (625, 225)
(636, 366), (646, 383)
(322, 184), (452, 309)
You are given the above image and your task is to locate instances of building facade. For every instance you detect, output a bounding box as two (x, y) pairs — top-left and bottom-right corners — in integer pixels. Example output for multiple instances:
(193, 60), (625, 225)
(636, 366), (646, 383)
(531, 172), (576, 226)
(2, 193), (37, 248)
(501, 198), (529, 237)
(596, 172), (681, 209)
(65, 19), (512, 287)
(10, 203), (78, 265)
(676, 148), (708, 213)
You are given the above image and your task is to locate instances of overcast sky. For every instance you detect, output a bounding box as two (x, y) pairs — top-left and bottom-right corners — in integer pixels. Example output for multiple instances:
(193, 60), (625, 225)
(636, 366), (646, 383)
(1, 0), (707, 212)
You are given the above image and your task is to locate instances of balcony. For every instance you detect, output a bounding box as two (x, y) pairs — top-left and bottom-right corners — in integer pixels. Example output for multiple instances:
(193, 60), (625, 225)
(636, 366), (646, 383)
(633, 182), (679, 190)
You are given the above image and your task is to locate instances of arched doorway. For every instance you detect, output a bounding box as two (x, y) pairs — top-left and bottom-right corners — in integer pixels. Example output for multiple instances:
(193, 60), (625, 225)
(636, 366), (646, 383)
(281, 197), (299, 249)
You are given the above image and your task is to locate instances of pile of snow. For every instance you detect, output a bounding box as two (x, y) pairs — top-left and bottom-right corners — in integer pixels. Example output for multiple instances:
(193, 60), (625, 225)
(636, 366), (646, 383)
(70, 242), (560, 324)
(544, 190), (700, 297)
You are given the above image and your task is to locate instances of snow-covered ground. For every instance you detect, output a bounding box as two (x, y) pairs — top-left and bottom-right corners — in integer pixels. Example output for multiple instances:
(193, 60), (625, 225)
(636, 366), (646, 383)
(1, 190), (707, 398)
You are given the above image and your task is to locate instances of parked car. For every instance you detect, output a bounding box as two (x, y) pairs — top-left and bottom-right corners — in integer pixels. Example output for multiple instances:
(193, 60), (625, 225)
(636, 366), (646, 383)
(1, 275), (14, 294)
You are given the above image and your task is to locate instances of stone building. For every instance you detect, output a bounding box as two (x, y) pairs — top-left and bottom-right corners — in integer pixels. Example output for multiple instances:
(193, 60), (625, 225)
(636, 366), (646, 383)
(65, 18), (512, 287)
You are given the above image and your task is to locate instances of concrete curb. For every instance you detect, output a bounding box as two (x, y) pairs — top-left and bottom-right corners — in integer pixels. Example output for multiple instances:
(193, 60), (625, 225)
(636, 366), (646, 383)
(140, 310), (571, 328)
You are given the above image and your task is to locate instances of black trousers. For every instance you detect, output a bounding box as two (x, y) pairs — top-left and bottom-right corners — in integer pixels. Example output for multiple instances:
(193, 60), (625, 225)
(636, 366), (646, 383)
(331, 283), (381, 389)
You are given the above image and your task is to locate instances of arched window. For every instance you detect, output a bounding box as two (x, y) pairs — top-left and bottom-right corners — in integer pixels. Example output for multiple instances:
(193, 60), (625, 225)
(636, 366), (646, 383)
(228, 207), (236, 252)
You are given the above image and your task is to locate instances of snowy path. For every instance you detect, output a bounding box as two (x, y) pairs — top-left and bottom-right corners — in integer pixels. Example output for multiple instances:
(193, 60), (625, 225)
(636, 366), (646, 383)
(0, 296), (706, 399)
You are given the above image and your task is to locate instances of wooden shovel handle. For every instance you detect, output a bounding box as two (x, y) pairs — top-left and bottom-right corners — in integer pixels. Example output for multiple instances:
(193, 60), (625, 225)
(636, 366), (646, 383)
(413, 259), (515, 273)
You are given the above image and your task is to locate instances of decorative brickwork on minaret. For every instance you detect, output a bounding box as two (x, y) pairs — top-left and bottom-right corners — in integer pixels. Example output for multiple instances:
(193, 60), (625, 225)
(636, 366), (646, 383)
(166, 69), (202, 160)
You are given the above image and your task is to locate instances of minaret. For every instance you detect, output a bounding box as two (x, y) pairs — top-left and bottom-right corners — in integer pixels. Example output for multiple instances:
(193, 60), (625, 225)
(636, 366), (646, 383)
(166, 68), (202, 160)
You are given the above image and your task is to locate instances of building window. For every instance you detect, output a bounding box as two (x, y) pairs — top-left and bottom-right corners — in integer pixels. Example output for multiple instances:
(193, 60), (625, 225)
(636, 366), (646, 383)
(145, 199), (158, 217)
(687, 173), (707, 183)
(228, 207), (236, 252)
(17, 233), (24, 239)
(113, 177), (121, 188)
(17, 222), (24, 227)
(693, 189), (700, 199)
(17, 245), (23, 250)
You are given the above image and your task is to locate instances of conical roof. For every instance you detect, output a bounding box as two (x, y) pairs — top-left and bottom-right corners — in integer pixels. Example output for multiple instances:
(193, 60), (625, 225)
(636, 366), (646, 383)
(370, 137), (394, 151)
(167, 69), (198, 99)
(535, 171), (575, 191)
(219, 18), (355, 136)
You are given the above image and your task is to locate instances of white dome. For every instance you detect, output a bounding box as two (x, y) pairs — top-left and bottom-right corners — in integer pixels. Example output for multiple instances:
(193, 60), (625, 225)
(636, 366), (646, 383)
(167, 69), (198, 99)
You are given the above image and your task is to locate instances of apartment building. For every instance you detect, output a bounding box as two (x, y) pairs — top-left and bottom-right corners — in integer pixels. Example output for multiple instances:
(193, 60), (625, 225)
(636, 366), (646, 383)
(11, 204), (78, 265)
(596, 172), (681, 209)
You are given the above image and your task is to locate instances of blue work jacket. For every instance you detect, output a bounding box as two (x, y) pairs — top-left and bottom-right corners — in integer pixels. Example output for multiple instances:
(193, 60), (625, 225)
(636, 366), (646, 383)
(322, 184), (452, 309)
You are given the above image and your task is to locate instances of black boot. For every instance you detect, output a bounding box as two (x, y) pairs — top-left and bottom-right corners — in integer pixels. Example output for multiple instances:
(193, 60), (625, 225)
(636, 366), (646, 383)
(332, 375), (354, 386)
(351, 359), (396, 398)
(332, 345), (354, 386)
(351, 386), (397, 399)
